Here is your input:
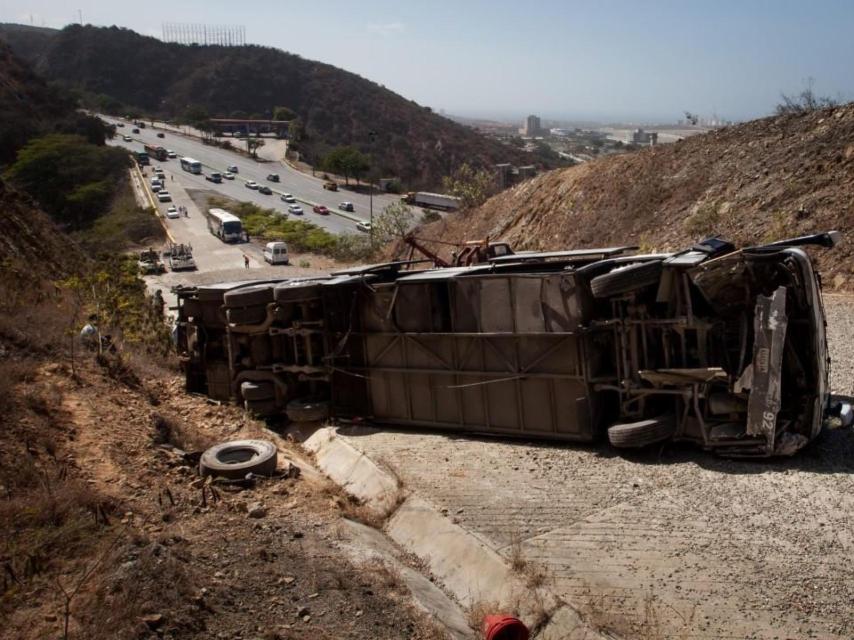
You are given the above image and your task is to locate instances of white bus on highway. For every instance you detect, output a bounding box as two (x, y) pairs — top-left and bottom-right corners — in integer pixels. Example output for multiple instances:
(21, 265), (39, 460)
(206, 208), (244, 243)
(180, 157), (202, 174)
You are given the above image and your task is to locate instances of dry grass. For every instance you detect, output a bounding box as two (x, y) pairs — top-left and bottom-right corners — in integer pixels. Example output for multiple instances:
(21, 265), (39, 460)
(578, 587), (698, 640)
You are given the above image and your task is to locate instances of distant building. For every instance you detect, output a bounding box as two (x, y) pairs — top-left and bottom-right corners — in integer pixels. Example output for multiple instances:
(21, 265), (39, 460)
(522, 115), (542, 137)
(625, 128), (658, 146)
(494, 162), (537, 188)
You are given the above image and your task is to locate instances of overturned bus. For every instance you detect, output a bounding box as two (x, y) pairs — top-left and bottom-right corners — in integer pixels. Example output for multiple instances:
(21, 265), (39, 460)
(173, 232), (849, 457)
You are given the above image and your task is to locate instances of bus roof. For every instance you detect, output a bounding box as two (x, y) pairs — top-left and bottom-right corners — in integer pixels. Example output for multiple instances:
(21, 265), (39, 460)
(181, 157), (201, 164)
(207, 208), (241, 223)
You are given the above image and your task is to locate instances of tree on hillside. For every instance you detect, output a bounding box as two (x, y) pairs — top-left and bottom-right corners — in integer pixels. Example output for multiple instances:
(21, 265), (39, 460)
(183, 104), (210, 128)
(288, 118), (304, 145)
(322, 146), (371, 185)
(442, 163), (497, 209)
(372, 201), (415, 246)
(273, 106), (296, 121)
(6, 134), (130, 228)
(776, 77), (838, 115)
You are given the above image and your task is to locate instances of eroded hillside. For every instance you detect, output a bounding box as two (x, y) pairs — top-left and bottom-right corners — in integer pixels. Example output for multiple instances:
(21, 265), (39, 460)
(417, 103), (854, 288)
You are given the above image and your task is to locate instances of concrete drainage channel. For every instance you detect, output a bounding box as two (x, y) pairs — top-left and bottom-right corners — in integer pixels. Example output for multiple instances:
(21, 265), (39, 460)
(290, 425), (615, 640)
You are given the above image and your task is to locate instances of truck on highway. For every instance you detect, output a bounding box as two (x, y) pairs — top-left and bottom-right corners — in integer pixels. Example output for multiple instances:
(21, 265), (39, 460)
(180, 157), (203, 174)
(144, 144), (168, 161)
(206, 208), (244, 243)
(206, 172), (223, 184)
(133, 151), (150, 166)
(401, 191), (461, 211)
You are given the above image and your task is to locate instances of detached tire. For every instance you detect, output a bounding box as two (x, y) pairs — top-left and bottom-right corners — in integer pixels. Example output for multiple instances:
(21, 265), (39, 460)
(286, 397), (330, 423)
(591, 261), (663, 299)
(199, 439), (277, 478)
(608, 416), (676, 448)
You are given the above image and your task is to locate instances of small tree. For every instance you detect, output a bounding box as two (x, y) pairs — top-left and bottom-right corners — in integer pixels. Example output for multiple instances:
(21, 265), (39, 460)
(442, 163), (497, 209)
(322, 146), (371, 185)
(776, 77), (837, 115)
(372, 201), (416, 246)
(273, 106), (297, 121)
(246, 137), (265, 158)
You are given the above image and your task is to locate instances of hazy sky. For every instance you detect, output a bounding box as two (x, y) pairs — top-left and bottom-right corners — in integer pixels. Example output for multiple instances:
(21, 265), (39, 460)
(3, 0), (853, 123)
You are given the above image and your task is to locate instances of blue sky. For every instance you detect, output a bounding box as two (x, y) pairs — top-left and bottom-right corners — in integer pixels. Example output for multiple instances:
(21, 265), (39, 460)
(3, 0), (853, 123)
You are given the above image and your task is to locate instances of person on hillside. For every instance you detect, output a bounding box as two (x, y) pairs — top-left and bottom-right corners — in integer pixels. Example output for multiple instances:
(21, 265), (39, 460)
(244, 255), (250, 269)
(80, 316), (99, 351)
(152, 290), (165, 316)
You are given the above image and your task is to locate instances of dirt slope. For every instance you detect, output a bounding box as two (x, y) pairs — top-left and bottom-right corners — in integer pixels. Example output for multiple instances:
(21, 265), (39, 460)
(418, 103), (854, 289)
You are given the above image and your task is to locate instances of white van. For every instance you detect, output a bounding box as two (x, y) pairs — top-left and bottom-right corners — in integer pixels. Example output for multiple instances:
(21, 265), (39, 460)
(263, 242), (289, 265)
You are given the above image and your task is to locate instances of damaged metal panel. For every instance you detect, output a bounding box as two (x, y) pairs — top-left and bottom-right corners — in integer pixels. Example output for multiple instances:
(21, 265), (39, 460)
(745, 286), (788, 447)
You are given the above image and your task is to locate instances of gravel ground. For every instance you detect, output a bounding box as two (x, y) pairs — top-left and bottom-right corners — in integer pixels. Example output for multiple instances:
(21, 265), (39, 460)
(334, 292), (854, 639)
(824, 294), (854, 396)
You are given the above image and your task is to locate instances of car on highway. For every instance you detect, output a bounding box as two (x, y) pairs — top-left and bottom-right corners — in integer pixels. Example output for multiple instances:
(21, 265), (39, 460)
(280, 193), (296, 203)
(313, 205), (330, 215)
(117, 122), (125, 128)
(157, 132), (165, 138)
(266, 173), (280, 182)
(228, 165), (239, 174)
(132, 128), (140, 134)
(157, 191), (172, 202)
(258, 186), (273, 195)
(165, 205), (179, 219)
(246, 181), (259, 190)
(288, 204), (303, 215)
(339, 202), (355, 212)
(167, 150), (177, 158)
(151, 184), (162, 193)
(223, 172), (235, 180)
(123, 134), (132, 142)
(323, 181), (338, 191)
(356, 221), (371, 233)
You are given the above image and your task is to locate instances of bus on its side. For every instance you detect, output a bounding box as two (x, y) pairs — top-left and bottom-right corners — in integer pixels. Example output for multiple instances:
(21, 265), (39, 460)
(180, 157), (202, 174)
(206, 208), (244, 243)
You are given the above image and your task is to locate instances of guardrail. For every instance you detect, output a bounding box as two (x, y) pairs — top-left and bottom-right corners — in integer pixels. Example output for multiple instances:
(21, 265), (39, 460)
(132, 163), (175, 243)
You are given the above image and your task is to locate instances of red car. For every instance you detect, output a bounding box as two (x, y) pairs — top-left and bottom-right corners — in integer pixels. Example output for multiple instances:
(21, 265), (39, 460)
(313, 205), (330, 215)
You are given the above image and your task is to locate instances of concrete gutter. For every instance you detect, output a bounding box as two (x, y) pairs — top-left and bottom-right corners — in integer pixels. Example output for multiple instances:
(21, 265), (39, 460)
(301, 426), (614, 639)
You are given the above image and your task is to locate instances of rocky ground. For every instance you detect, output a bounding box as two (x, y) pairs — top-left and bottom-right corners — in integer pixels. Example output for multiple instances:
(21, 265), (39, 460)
(0, 353), (447, 640)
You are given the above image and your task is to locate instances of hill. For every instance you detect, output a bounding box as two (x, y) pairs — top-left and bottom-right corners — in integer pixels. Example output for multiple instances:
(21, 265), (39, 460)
(0, 38), (108, 164)
(0, 23), (556, 189)
(413, 103), (854, 290)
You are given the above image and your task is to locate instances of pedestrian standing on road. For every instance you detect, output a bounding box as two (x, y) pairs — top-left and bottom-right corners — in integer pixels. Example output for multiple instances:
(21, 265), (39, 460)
(244, 255), (250, 269)
(171, 174), (174, 181)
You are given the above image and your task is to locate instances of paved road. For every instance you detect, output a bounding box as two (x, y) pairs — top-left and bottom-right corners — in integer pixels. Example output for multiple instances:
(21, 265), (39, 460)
(104, 116), (400, 236)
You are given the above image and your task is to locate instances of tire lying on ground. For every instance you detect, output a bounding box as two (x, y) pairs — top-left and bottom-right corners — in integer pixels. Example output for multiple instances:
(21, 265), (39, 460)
(241, 380), (275, 402)
(199, 439), (278, 478)
(223, 283), (275, 308)
(607, 416), (676, 448)
(590, 261), (663, 299)
(286, 397), (330, 423)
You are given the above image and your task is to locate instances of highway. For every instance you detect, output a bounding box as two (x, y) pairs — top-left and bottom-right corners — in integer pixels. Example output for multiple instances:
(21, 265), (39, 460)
(103, 115), (400, 236)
